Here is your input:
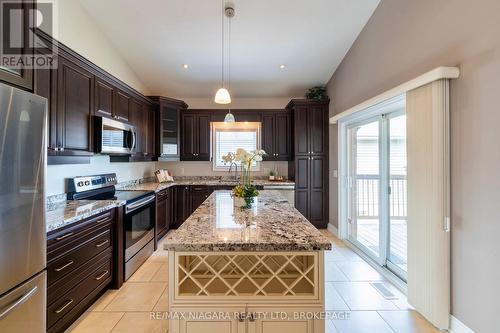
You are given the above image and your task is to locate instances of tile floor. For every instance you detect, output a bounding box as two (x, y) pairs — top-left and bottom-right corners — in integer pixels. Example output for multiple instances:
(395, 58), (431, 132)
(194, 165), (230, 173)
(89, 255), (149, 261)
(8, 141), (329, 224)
(66, 230), (440, 333)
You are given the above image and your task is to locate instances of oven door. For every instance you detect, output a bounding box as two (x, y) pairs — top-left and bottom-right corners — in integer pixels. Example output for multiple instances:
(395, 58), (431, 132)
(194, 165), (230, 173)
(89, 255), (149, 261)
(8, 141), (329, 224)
(124, 195), (155, 261)
(94, 116), (136, 155)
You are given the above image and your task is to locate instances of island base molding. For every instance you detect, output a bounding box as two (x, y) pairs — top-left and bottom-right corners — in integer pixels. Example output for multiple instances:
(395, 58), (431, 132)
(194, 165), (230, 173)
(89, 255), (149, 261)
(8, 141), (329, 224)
(168, 251), (326, 333)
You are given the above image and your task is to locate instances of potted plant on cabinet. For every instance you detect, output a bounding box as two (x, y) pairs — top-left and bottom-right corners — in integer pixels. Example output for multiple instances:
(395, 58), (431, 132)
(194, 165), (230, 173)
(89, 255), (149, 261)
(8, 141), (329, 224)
(222, 148), (266, 208)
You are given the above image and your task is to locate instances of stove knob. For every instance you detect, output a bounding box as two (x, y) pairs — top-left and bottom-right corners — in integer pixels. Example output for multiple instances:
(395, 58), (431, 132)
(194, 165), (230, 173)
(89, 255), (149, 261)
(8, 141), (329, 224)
(77, 181), (84, 187)
(84, 181), (90, 186)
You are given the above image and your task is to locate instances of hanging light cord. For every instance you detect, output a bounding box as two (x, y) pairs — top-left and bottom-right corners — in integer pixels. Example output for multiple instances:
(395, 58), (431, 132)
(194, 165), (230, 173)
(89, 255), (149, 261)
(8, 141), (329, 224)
(221, 0), (225, 88)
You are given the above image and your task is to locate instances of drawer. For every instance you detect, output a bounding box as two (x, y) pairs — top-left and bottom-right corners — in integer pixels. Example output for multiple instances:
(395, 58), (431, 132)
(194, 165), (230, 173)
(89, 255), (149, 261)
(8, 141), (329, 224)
(47, 247), (112, 305)
(47, 210), (113, 254)
(47, 253), (112, 329)
(190, 185), (210, 193)
(156, 189), (168, 201)
(47, 225), (112, 285)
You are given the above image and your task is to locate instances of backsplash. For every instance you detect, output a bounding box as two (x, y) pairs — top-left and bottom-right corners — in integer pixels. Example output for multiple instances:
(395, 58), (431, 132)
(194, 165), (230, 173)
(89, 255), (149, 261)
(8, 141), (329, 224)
(157, 161), (289, 178)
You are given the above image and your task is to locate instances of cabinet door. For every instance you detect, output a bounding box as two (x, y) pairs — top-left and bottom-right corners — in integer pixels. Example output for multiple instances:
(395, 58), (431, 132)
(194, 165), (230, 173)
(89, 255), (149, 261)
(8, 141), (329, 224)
(190, 186), (209, 212)
(247, 308), (316, 333)
(156, 192), (168, 240)
(56, 56), (94, 153)
(34, 52), (57, 151)
(310, 105), (327, 155)
(0, 0), (33, 90)
(275, 113), (291, 160)
(145, 105), (156, 156)
(113, 90), (130, 122)
(180, 114), (196, 160)
(295, 156), (310, 219)
(197, 115), (211, 160)
(129, 99), (144, 154)
(176, 307), (245, 333)
(309, 156), (327, 228)
(261, 114), (275, 160)
(94, 78), (114, 118)
(294, 106), (310, 155)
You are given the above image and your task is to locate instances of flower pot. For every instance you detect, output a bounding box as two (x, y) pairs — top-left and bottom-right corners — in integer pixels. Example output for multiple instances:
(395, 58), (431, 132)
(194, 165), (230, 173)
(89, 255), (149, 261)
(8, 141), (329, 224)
(269, 176), (275, 180)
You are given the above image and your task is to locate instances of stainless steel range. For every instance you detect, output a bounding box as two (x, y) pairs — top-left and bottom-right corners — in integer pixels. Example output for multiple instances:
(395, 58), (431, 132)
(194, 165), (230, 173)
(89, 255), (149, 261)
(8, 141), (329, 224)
(67, 174), (155, 280)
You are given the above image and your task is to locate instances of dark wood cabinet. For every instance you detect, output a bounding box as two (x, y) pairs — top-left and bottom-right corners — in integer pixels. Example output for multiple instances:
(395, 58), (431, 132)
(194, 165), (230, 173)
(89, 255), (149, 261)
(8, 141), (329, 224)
(114, 90), (130, 122)
(173, 185), (191, 228)
(151, 97), (188, 160)
(155, 189), (171, 241)
(0, 0), (34, 90)
(261, 111), (291, 161)
(180, 113), (210, 161)
(94, 78), (114, 118)
(55, 55), (95, 155)
(47, 209), (116, 333)
(287, 99), (329, 229)
(190, 186), (210, 212)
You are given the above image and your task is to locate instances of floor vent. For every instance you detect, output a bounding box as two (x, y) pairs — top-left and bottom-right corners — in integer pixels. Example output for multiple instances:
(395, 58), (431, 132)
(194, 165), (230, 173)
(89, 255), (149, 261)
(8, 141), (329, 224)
(370, 282), (398, 300)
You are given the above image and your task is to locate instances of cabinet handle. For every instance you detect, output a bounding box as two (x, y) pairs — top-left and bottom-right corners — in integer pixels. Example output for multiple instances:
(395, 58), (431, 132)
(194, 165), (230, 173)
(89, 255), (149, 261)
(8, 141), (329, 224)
(54, 260), (74, 272)
(54, 299), (73, 314)
(55, 232), (74, 241)
(0, 286), (38, 319)
(95, 270), (109, 281)
(96, 217), (110, 224)
(95, 239), (109, 248)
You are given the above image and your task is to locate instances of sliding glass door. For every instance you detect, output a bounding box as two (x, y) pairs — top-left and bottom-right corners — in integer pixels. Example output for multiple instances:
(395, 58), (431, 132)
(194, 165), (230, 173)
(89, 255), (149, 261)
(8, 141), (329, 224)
(346, 104), (407, 281)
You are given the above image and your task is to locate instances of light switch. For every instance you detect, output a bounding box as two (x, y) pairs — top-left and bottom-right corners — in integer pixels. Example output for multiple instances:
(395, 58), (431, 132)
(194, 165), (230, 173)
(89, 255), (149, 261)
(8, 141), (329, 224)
(333, 169), (338, 178)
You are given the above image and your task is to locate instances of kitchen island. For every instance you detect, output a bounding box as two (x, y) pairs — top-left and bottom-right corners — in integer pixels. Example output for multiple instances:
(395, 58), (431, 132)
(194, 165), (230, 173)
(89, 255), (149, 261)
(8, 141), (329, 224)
(163, 190), (331, 333)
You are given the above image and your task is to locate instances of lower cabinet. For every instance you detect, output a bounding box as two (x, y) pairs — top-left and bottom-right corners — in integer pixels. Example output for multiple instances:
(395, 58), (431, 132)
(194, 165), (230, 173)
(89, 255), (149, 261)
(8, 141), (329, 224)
(46, 210), (115, 333)
(174, 307), (246, 333)
(156, 188), (172, 241)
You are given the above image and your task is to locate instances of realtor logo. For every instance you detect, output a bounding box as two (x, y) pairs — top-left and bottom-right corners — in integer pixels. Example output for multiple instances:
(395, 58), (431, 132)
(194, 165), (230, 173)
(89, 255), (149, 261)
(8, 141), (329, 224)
(1, 0), (58, 69)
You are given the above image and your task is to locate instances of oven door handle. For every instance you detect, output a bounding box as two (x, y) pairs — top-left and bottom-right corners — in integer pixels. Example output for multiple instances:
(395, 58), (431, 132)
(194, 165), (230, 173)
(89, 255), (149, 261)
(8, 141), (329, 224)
(125, 195), (155, 214)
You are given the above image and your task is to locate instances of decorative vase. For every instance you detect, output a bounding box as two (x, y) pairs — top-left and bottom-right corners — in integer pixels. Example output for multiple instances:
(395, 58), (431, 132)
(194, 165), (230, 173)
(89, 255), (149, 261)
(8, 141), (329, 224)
(233, 196), (256, 209)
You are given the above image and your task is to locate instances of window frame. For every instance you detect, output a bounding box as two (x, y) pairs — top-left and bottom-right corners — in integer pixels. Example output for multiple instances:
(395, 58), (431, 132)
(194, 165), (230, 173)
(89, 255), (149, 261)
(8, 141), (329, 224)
(211, 122), (262, 172)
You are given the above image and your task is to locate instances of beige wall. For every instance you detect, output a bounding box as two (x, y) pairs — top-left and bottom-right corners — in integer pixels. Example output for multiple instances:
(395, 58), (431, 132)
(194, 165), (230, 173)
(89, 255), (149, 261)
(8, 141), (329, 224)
(50, 0), (149, 94)
(326, 0), (500, 331)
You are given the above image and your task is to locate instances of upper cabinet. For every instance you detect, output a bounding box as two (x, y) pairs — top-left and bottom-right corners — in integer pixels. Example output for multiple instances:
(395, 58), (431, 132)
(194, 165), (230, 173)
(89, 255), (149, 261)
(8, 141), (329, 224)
(261, 111), (292, 161)
(33, 30), (157, 164)
(150, 96), (188, 161)
(0, 0), (34, 90)
(180, 112), (210, 161)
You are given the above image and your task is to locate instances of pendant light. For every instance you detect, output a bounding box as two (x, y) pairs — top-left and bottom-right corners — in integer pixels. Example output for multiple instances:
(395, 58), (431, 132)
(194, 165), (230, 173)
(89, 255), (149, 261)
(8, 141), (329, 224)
(215, 2), (236, 124)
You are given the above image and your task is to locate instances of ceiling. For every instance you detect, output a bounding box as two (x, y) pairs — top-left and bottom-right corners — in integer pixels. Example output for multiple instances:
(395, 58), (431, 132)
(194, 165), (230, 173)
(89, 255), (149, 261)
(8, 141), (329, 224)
(78, 0), (379, 98)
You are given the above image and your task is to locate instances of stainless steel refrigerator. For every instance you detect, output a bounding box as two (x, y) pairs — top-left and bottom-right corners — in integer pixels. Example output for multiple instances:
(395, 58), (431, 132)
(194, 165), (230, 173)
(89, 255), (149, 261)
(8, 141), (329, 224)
(0, 82), (47, 332)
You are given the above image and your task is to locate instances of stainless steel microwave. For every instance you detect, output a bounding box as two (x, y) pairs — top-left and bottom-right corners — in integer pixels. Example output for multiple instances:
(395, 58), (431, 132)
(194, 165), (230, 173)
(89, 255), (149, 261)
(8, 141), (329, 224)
(94, 116), (136, 155)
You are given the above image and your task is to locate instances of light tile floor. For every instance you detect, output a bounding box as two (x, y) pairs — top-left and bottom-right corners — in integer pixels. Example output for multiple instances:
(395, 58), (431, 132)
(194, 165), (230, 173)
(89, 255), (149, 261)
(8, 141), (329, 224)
(66, 230), (440, 333)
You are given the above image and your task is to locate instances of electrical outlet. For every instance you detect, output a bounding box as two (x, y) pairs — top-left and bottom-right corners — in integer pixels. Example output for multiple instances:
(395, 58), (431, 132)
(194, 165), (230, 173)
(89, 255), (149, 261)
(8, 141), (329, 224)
(333, 169), (338, 178)
(181, 167), (185, 175)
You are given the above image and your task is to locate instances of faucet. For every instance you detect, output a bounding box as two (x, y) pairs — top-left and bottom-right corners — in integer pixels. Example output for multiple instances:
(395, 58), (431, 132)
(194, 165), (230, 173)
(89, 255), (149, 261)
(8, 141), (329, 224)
(228, 162), (238, 181)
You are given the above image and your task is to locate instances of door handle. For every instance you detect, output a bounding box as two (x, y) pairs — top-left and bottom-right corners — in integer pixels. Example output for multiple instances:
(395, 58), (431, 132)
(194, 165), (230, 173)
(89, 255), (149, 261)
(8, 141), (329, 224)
(95, 239), (109, 248)
(55, 232), (74, 241)
(95, 270), (109, 281)
(53, 299), (73, 314)
(54, 260), (74, 272)
(0, 286), (38, 319)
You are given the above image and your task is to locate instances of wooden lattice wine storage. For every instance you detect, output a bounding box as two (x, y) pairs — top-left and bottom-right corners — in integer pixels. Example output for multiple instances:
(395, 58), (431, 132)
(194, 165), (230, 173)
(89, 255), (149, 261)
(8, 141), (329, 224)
(173, 252), (319, 300)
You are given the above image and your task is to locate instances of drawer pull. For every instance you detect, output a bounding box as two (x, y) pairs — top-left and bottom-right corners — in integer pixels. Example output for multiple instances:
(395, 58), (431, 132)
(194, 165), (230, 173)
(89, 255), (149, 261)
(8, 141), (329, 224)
(54, 260), (74, 272)
(54, 299), (73, 314)
(95, 239), (109, 248)
(96, 217), (110, 224)
(95, 270), (109, 281)
(55, 232), (74, 241)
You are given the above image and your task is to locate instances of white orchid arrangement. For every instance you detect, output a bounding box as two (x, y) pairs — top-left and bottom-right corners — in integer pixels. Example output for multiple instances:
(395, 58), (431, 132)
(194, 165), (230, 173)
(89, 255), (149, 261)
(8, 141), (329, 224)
(222, 149), (266, 200)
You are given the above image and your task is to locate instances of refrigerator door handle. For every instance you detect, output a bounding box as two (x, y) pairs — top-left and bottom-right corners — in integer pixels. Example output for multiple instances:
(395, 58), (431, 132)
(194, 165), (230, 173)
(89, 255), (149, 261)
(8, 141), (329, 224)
(0, 286), (38, 319)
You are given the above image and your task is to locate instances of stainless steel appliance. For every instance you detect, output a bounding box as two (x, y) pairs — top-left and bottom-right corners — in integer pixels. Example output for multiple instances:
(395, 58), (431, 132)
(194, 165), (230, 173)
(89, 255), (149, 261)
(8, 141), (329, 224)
(0, 82), (47, 332)
(67, 174), (155, 280)
(93, 116), (136, 155)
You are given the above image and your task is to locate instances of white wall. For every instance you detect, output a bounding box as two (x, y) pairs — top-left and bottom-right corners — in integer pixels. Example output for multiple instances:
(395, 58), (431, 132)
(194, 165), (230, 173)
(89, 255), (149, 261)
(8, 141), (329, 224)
(50, 0), (149, 94)
(46, 156), (156, 196)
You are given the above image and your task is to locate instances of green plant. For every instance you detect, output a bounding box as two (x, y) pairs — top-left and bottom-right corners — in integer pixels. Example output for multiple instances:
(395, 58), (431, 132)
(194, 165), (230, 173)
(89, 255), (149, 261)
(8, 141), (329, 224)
(269, 170), (276, 176)
(306, 86), (328, 101)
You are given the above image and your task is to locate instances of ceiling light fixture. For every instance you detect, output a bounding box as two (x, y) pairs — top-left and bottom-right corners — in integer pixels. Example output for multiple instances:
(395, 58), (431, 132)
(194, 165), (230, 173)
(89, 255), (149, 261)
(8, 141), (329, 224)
(183, 64), (189, 69)
(279, 64), (286, 69)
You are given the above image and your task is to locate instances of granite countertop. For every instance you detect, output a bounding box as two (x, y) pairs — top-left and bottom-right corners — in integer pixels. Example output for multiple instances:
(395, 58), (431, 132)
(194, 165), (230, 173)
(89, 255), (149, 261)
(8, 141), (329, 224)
(46, 200), (125, 233)
(163, 190), (331, 252)
(119, 179), (295, 193)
